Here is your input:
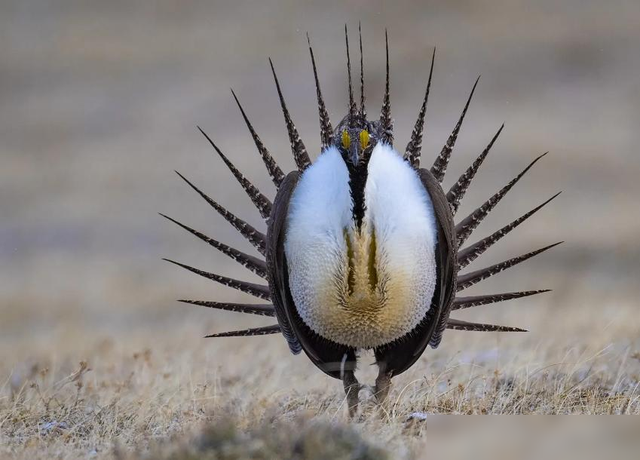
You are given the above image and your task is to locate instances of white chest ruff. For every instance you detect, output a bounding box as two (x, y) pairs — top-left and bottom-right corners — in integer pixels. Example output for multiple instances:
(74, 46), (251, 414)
(284, 144), (438, 349)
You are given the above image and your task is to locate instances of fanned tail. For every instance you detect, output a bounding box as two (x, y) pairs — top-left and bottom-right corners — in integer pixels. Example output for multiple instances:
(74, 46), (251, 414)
(269, 58), (311, 171)
(307, 34), (333, 149)
(446, 125), (503, 215)
(430, 76), (480, 183)
(197, 127), (272, 219)
(458, 192), (561, 269)
(455, 152), (548, 247)
(175, 171), (267, 256)
(160, 213), (267, 279)
(163, 258), (271, 300)
(457, 242), (563, 292)
(231, 89), (285, 187)
(404, 47), (435, 168)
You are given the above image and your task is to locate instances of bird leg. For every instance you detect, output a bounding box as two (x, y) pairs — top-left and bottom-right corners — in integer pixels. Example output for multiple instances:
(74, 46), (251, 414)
(374, 361), (393, 411)
(342, 369), (360, 417)
(340, 352), (360, 417)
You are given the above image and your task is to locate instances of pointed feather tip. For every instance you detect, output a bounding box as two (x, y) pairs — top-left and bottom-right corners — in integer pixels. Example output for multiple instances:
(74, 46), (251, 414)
(197, 126), (223, 157)
(230, 88), (249, 119)
(174, 170), (189, 184)
(158, 212), (182, 227)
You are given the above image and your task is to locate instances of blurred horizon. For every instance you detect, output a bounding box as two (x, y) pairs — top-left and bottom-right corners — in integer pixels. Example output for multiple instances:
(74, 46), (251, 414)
(1, 0), (639, 353)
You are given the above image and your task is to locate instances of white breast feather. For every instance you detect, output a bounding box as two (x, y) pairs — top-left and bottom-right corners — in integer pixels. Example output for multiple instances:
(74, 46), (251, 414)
(285, 143), (438, 349)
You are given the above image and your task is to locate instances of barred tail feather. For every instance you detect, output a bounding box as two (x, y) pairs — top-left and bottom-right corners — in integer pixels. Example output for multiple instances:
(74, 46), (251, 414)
(197, 127), (272, 219)
(404, 47), (436, 168)
(344, 24), (357, 119)
(175, 171), (267, 256)
(206, 324), (281, 338)
(231, 89), (285, 187)
(269, 58), (311, 171)
(307, 34), (333, 149)
(159, 213), (267, 279)
(379, 29), (393, 145)
(430, 76), (480, 183)
(446, 124), (504, 215)
(456, 242), (563, 291)
(446, 318), (527, 332)
(455, 152), (548, 247)
(163, 258), (271, 300)
(179, 299), (275, 317)
(457, 192), (561, 269)
(452, 289), (551, 311)
(358, 22), (366, 117)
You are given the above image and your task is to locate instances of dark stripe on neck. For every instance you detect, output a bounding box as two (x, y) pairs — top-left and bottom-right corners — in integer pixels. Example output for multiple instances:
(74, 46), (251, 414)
(347, 162), (368, 228)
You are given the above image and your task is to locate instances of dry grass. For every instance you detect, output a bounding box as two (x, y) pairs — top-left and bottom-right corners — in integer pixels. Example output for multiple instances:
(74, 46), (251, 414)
(2, 301), (639, 459)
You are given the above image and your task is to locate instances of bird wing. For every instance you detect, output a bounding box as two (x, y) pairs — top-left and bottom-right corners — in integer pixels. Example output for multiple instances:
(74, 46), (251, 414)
(418, 167), (458, 349)
(266, 171), (303, 354)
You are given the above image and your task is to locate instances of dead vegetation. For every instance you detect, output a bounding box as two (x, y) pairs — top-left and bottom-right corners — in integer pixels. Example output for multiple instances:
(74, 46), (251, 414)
(2, 314), (639, 459)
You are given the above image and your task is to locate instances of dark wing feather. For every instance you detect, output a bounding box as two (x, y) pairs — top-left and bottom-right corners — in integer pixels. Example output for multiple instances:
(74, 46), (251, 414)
(266, 171), (303, 353)
(419, 168), (459, 349)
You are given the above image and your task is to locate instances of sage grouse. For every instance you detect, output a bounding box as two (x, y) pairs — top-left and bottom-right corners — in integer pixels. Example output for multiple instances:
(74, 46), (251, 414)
(163, 27), (560, 416)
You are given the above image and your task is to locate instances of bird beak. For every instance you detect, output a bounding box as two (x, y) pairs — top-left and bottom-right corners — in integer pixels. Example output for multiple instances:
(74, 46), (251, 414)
(350, 146), (359, 166)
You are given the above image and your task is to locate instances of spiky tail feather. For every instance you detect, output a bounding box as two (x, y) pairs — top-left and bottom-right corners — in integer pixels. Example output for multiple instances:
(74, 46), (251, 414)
(206, 324), (281, 338)
(430, 76), (480, 183)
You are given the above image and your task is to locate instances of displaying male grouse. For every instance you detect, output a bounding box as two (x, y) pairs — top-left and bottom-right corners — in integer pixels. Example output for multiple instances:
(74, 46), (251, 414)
(162, 26), (561, 416)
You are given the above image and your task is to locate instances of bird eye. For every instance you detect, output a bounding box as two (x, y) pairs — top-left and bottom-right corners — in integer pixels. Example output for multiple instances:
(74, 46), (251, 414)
(360, 130), (370, 149)
(342, 130), (351, 149)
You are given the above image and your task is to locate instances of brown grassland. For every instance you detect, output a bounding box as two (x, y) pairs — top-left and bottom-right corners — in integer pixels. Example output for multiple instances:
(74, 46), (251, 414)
(2, 1), (640, 459)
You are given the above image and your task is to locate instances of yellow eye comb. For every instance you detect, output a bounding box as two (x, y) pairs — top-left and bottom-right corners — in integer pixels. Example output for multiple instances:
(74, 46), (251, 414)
(359, 130), (369, 149)
(342, 130), (351, 149)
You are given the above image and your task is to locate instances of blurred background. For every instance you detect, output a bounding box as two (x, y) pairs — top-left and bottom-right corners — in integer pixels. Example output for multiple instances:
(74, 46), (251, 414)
(1, 0), (639, 378)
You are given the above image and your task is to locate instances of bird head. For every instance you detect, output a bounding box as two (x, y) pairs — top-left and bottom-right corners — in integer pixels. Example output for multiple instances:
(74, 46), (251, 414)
(333, 114), (381, 168)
